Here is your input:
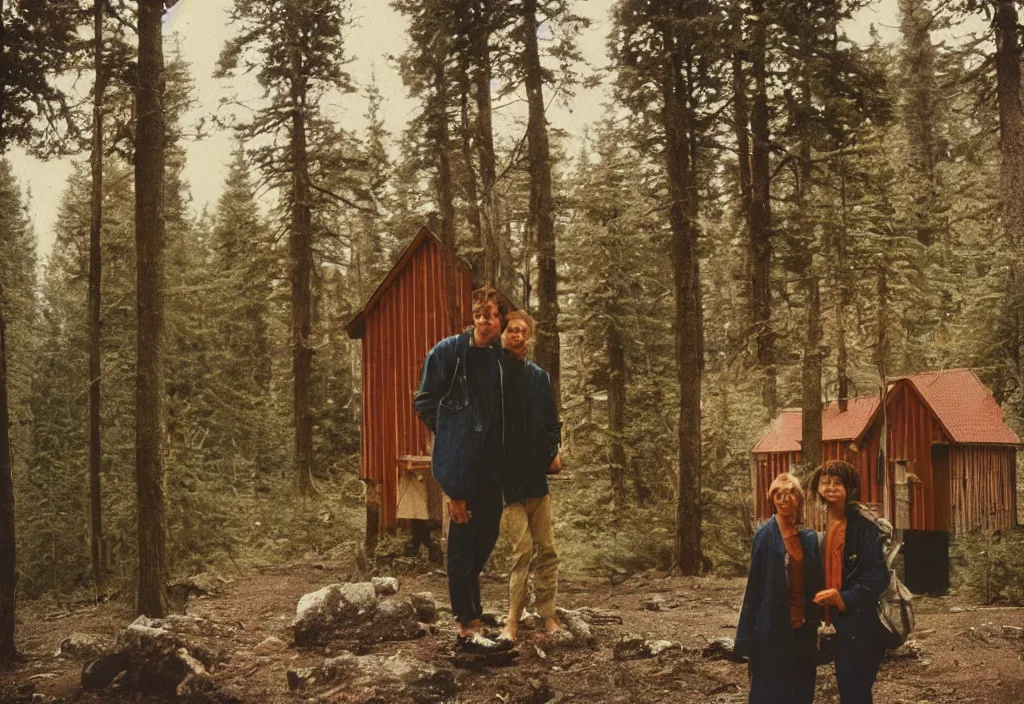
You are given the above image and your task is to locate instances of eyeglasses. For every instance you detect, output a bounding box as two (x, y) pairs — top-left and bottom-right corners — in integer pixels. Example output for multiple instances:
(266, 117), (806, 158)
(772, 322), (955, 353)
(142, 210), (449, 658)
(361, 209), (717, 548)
(773, 490), (798, 502)
(818, 477), (846, 488)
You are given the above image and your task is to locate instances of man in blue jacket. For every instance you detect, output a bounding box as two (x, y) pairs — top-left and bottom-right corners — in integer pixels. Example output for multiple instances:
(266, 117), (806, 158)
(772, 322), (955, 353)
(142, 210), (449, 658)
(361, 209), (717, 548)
(414, 286), (511, 654)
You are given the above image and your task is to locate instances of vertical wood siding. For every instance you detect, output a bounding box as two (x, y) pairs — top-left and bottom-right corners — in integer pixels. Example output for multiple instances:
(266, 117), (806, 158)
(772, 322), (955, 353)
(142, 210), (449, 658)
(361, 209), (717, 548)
(360, 236), (472, 529)
(752, 379), (1018, 533)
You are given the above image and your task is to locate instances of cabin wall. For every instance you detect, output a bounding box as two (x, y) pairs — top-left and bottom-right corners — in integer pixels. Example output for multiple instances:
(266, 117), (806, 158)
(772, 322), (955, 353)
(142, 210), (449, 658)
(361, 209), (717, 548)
(360, 239), (472, 528)
(950, 445), (1018, 532)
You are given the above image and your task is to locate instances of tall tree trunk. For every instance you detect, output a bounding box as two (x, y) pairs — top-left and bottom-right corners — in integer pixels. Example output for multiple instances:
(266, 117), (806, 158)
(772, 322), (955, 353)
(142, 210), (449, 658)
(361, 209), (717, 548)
(471, 0), (507, 291)
(875, 269), (889, 382)
(899, 0), (937, 246)
(607, 322), (628, 507)
(796, 62), (821, 475)
(289, 12), (314, 497)
(801, 277), (822, 472)
(994, 1), (1024, 382)
(433, 35), (458, 330)
(0, 312), (16, 662)
(836, 161), (850, 412)
(731, 0), (751, 230)
(748, 0), (776, 415)
(135, 0), (169, 618)
(459, 83), (485, 277)
(660, 18), (703, 576)
(521, 0), (560, 404)
(88, 0), (105, 594)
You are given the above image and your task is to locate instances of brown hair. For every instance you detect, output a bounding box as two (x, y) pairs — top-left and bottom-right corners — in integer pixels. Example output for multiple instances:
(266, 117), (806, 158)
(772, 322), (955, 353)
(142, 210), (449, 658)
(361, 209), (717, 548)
(768, 472), (804, 521)
(471, 286), (507, 321)
(808, 460), (861, 503)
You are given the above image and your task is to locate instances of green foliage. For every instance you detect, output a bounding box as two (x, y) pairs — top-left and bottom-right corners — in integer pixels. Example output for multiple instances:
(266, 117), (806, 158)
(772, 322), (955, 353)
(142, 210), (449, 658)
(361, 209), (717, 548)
(951, 528), (1024, 605)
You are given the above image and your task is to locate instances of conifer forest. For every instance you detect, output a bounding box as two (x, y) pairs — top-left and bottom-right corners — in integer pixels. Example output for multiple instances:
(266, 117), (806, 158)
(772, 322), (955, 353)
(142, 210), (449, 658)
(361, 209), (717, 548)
(1, 1), (1023, 702)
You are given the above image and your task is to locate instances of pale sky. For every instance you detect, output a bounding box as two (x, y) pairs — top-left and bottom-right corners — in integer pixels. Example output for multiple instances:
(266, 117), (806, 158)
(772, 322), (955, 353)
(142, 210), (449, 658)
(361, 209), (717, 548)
(7, 0), (922, 260)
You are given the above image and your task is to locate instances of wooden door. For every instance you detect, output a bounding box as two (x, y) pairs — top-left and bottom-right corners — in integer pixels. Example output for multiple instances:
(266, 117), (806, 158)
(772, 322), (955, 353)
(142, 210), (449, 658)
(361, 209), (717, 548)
(931, 445), (951, 532)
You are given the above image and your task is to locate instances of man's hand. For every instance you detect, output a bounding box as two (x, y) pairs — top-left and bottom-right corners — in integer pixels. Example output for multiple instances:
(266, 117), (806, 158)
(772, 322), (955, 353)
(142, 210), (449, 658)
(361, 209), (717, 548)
(813, 588), (846, 611)
(547, 453), (563, 475)
(449, 500), (471, 524)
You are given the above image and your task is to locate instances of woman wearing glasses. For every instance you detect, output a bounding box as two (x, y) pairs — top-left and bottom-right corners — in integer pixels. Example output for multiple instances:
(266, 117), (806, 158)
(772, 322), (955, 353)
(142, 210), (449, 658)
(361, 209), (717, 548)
(809, 460), (889, 704)
(735, 473), (823, 704)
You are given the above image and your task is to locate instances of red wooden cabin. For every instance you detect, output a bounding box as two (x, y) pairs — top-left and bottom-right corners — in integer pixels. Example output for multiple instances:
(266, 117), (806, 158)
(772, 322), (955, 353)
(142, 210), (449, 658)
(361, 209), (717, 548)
(346, 227), (474, 534)
(752, 369), (1020, 533)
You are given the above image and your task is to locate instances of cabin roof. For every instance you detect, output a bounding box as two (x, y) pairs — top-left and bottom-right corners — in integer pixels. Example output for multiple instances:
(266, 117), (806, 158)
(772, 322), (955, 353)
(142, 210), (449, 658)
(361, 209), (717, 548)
(901, 369), (1021, 445)
(752, 369), (1021, 454)
(345, 226), (471, 339)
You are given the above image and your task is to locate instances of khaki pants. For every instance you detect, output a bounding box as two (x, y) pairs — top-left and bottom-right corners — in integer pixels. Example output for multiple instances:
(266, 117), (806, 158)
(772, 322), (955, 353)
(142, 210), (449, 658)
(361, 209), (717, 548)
(502, 495), (558, 621)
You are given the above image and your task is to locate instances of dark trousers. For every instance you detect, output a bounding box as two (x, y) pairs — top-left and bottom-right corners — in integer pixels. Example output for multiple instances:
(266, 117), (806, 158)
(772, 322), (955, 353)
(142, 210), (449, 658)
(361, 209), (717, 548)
(446, 477), (503, 626)
(748, 623), (817, 704)
(834, 632), (885, 704)
(410, 519), (434, 548)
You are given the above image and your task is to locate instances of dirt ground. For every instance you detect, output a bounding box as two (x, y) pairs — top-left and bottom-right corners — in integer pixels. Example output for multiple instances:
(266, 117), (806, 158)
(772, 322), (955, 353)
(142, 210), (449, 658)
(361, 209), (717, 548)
(1, 557), (1022, 704)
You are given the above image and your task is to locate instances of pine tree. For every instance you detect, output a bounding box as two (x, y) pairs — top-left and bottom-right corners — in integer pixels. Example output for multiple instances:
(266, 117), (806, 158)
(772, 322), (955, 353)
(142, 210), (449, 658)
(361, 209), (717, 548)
(611, 0), (730, 574)
(217, 0), (357, 496)
(0, 160), (36, 661)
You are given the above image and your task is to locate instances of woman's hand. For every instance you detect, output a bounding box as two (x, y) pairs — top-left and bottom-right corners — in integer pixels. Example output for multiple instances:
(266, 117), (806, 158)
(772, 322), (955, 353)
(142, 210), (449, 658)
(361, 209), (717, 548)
(813, 588), (846, 611)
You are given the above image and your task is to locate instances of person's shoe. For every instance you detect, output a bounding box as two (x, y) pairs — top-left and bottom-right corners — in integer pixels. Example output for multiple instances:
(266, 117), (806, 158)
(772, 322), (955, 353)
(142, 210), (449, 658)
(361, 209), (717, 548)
(455, 632), (510, 654)
(403, 543), (420, 558)
(493, 634), (516, 651)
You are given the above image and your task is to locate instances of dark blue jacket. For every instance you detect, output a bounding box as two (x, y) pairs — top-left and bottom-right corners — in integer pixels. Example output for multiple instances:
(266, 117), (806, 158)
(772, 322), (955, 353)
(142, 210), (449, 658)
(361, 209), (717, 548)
(735, 518), (824, 665)
(830, 504), (890, 645)
(501, 353), (561, 505)
(413, 331), (503, 501)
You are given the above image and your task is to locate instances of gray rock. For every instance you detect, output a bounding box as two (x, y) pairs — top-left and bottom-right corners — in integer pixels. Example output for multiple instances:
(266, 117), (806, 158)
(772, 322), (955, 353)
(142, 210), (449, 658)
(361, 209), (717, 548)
(367, 599), (425, 643)
(410, 592), (436, 623)
(614, 633), (682, 660)
(287, 652), (456, 703)
(56, 633), (111, 660)
(173, 648), (214, 698)
(700, 636), (735, 660)
(647, 640), (680, 656)
(253, 636), (288, 655)
(371, 576), (400, 596)
(555, 608), (595, 647)
(292, 582), (378, 646)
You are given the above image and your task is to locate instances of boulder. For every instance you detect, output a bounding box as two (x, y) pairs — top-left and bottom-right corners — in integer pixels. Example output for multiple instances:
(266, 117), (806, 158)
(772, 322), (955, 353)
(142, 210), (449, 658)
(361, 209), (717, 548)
(56, 633), (111, 660)
(81, 613), (233, 700)
(253, 636), (288, 655)
(700, 637), (735, 661)
(371, 576), (400, 596)
(292, 582), (378, 646)
(410, 592), (437, 623)
(366, 599), (425, 643)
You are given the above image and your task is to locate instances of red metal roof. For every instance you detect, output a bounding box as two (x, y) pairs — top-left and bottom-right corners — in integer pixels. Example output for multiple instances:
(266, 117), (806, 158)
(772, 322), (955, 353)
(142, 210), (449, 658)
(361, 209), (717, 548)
(902, 369), (1022, 445)
(752, 396), (879, 453)
(752, 369), (1021, 453)
(751, 410), (802, 453)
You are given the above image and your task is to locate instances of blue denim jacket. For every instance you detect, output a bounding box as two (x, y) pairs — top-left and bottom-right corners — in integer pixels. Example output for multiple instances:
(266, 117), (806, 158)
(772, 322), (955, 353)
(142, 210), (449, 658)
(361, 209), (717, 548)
(735, 518), (824, 665)
(831, 504), (890, 645)
(413, 331), (502, 501)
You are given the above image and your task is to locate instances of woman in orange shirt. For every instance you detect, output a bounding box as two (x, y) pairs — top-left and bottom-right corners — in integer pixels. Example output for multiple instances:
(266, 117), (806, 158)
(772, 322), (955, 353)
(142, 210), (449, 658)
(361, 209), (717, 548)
(811, 460), (890, 704)
(735, 473), (823, 704)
